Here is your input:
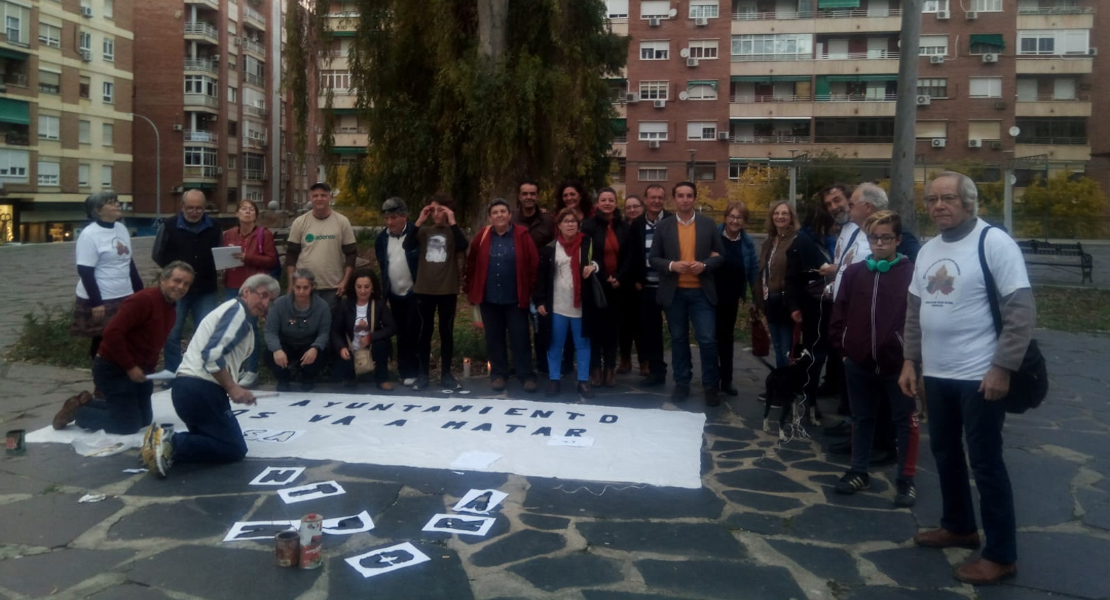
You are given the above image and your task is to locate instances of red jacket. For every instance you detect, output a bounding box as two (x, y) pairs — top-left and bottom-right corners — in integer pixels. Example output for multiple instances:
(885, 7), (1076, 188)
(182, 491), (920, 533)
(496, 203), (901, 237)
(98, 287), (177, 373)
(829, 257), (913, 376)
(223, 226), (278, 290)
(465, 224), (538, 310)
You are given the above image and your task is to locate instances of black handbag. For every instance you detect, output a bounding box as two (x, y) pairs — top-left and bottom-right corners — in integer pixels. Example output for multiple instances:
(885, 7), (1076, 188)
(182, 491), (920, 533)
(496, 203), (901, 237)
(978, 227), (1048, 414)
(586, 240), (608, 309)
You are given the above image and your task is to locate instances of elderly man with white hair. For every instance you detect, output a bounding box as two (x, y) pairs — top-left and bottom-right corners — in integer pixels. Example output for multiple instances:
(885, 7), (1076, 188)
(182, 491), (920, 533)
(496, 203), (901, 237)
(899, 171), (1034, 585)
(141, 273), (280, 479)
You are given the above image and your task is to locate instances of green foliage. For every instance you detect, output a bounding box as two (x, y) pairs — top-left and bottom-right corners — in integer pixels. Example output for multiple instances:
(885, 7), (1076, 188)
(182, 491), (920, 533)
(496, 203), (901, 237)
(6, 304), (90, 368)
(1017, 172), (1107, 238)
(799, 151), (863, 201)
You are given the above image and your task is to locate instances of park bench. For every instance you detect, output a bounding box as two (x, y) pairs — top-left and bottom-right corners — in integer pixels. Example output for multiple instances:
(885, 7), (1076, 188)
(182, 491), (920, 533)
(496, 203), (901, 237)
(1017, 239), (1093, 284)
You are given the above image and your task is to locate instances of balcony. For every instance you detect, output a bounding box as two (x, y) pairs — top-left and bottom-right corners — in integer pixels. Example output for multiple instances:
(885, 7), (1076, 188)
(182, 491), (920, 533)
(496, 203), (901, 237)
(185, 0), (219, 10)
(1015, 56), (1093, 75)
(242, 38), (266, 57)
(2, 130), (29, 146)
(184, 166), (220, 179)
(184, 22), (219, 44)
(1015, 94), (1092, 118)
(184, 130), (219, 144)
(243, 169), (267, 181)
(730, 95), (815, 118)
(244, 72), (265, 88)
(244, 135), (268, 149)
(334, 128), (368, 148)
(184, 93), (219, 111)
(732, 8), (902, 35)
(731, 135), (809, 144)
(1014, 143), (1089, 162)
(244, 103), (267, 118)
(327, 12), (358, 34)
(184, 59), (218, 74)
(2, 72), (27, 89)
(244, 6), (266, 29)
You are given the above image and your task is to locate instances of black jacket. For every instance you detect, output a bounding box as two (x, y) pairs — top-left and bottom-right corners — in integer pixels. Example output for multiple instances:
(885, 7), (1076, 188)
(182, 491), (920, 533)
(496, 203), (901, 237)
(581, 213), (634, 300)
(330, 296), (396, 353)
(154, 213), (222, 294)
(628, 210), (674, 286)
(532, 239), (599, 340)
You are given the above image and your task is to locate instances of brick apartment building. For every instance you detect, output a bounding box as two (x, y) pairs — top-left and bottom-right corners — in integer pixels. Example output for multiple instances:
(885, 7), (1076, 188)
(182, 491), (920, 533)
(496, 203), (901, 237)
(0, 0), (134, 243)
(608, 0), (1105, 205)
(131, 0), (309, 229)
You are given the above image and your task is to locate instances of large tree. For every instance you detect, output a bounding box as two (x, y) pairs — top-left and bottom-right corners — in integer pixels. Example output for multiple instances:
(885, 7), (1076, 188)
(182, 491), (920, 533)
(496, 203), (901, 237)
(286, 0), (627, 219)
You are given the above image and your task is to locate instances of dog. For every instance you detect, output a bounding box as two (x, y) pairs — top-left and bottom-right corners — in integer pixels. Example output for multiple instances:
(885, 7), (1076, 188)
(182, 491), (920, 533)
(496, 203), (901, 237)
(759, 356), (822, 441)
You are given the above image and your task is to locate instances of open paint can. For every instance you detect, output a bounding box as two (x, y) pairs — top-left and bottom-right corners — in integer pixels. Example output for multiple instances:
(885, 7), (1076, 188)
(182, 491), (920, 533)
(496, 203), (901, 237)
(5, 429), (26, 456)
(275, 530), (299, 567)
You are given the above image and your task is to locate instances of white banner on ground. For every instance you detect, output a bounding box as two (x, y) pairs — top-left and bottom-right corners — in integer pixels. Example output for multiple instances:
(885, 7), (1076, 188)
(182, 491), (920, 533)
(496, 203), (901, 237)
(28, 390), (706, 489)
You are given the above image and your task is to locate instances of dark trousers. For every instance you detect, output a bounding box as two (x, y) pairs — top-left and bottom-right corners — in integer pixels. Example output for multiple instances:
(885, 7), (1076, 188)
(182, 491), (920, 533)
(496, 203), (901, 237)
(171, 376), (247, 464)
(619, 287), (642, 364)
(389, 293), (420, 379)
(845, 359), (920, 480)
(531, 303), (550, 375)
(417, 294), (457, 376)
(332, 338), (392, 383)
(639, 286), (667, 376)
(264, 343), (327, 384)
(925, 376), (1016, 565)
(664, 288), (718, 388)
(480, 302), (534, 381)
(75, 357), (154, 434)
(589, 305), (619, 370)
(715, 289), (742, 385)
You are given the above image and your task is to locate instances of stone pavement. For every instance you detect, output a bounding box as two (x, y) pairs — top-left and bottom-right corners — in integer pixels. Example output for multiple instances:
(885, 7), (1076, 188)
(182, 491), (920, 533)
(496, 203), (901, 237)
(2, 327), (1110, 600)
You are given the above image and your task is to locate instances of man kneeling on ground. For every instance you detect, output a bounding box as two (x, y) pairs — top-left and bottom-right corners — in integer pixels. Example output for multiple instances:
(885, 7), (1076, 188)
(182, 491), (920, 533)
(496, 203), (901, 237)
(142, 273), (278, 478)
(53, 261), (195, 433)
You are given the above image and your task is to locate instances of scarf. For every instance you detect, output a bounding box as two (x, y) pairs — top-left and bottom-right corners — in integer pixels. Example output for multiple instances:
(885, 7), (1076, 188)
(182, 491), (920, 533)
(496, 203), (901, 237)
(557, 232), (585, 308)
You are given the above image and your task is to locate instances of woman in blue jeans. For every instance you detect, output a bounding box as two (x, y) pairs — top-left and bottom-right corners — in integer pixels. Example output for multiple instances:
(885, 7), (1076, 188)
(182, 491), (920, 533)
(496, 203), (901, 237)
(757, 201), (823, 369)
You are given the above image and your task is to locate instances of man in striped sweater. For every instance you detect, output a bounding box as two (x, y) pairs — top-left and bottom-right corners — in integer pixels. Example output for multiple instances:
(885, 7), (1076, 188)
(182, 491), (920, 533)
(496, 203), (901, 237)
(141, 273), (279, 478)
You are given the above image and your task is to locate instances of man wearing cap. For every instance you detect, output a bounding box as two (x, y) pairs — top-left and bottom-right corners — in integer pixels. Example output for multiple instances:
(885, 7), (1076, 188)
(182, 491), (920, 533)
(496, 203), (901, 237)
(375, 197), (421, 386)
(285, 182), (357, 309)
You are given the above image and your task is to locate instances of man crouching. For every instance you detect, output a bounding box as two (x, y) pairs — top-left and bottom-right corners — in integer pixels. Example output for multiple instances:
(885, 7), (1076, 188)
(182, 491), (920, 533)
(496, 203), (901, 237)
(142, 274), (278, 478)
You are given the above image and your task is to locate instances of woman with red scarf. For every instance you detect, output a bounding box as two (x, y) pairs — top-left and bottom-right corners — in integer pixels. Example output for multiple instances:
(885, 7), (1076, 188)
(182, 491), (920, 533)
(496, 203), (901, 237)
(581, 187), (633, 387)
(533, 207), (596, 399)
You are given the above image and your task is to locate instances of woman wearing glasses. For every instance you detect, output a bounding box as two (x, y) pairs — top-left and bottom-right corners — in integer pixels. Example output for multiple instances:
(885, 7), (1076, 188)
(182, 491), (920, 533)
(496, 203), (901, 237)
(264, 268), (332, 391)
(715, 201), (760, 396)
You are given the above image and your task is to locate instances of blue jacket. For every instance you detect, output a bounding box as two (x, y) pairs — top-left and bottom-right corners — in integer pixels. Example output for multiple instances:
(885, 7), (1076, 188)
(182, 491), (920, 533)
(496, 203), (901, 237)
(374, 222), (420, 298)
(715, 224), (759, 301)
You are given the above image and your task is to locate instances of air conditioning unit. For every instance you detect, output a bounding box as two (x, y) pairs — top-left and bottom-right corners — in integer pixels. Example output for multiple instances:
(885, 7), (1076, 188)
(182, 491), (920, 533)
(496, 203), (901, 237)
(695, 17), (708, 26)
(80, 49), (92, 61)
(648, 17), (661, 27)
(686, 58), (699, 67)
(648, 140), (661, 149)
(989, 141), (1003, 150)
(916, 94), (932, 106)
(625, 92), (640, 103)
(936, 9), (950, 20)
(968, 139), (982, 148)
(217, 167), (224, 174)
(931, 138), (946, 148)
(1089, 48), (1098, 56)
(966, 10), (978, 20)
(234, 37), (242, 46)
(172, 124), (183, 131)
(717, 131), (730, 141)
(81, 6), (93, 17)
(994, 101), (1007, 110)
(653, 99), (666, 109)
(172, 186), (185, 193)
(982, 53), (998, 63)
(930, 55), (945, 64)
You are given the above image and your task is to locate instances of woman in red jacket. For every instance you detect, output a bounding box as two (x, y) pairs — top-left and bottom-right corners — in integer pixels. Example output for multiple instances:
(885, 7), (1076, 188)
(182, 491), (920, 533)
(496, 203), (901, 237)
(465, 198), (540, 393)
(222, 199), (278, 387)
(829, 210), (920, 508)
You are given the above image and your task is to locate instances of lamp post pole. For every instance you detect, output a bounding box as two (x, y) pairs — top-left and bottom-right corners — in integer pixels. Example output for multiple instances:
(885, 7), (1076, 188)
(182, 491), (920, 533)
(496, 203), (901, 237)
(131, 113), (161, 222)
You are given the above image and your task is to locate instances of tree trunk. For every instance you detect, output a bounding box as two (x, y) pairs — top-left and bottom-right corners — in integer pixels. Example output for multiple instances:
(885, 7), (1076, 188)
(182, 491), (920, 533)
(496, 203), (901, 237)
(890, 0), (922, 235)
(477, 0), (508, 60)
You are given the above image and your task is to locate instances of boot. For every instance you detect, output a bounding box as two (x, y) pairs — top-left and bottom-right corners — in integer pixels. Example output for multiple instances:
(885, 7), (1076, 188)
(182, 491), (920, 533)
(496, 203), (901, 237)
(617, 358), (632, 374)
(589, 368), (602, 387)
(603, 367), (617, 387)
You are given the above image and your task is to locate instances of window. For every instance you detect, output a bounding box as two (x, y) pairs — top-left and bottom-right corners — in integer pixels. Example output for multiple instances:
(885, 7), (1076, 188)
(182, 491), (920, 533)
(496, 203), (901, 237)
(915, 121), (948, 139)
(732, 34), (813, 61)
(969, 77), (1002, 98)
(1015, 117), (1087, 144)
(37, 161), (60, 186)
(688, 39), (718, 59)
(916, 78), (948, 98)
(102, 37), (114, 61)
(640, 40), (669, 60)
(970, 40), (1004, 55)
(693, 163), (716, 181)
(102, 81), (114, 103)
(605, 0), (628, 18)
(1018, 30), (1089, 56)
(638, 166), (668, 181)
(689, 0), (718, 19)
(38, 69), (60, 94)
(686, 121), (717, 140)
(640, 1), (670, 18)
(686, 80), (717, 100)
(79, 76), (90, 99)
(38, 115), (60, 140)
(969, 120), (1002, 141)
(919, 35), (948, 56)
(729, 162), (746, 180)
(104, 0), (114, 19)
(79, 31), (91, 53)
(0, 149), (28, 180)
(638, 121), (668, 141)
(78, 164), (90, 187)
(922, 0), (949, 12)
(185, 146), (219, 167)
(320, 70), (351, 90)
(101, 165), (112, 188)
(3, 3), (28, 44)
(973, 0), (1002, 11)
(228, 154), (238, 170)
(79, 120), (90, 144)
(228, 121), (238, 137)
(38, 22), (61, 48)
(228, 86), (237, 103)
(185, 75), (217, 97)
(638, 80), (669, 100)
(102, 123), (113, 146)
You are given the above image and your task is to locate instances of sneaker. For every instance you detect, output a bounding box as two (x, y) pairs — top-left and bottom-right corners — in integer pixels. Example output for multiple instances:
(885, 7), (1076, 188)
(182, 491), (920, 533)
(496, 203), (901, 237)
(894, 480), (917, 508)
(141, 424), (172, 478)
(156, 433), (174, 478)
(441, 373), (459, 389)
(835, 471), (870, 495)
(402, 377), (417, 387)
(412, 376), (429, 391)
(672, 384), (690, 403)
(239, 371), (259, 388)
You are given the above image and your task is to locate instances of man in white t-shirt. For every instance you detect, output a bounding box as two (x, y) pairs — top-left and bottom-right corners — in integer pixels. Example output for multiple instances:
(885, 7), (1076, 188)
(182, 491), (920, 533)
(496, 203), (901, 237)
(898, 171), (1034, 586)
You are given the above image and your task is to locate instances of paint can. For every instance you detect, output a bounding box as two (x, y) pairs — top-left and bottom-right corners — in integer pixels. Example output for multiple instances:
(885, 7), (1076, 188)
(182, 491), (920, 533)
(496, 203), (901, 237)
(275, 530), (299, 568)
(298, 513), (323, 569)
(5, 429), (26, 456)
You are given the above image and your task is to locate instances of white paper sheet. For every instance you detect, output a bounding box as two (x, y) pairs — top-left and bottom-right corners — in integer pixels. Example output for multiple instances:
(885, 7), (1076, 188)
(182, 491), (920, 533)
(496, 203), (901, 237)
(421, 513), (496, 537)
(345, 543), (430, 578)
(145, 369), (176, 381)
(277, 480), (346, 504)
(322, 510), (375, 535)
(451, 489), (508, 515)
(212, 246), (244, 270)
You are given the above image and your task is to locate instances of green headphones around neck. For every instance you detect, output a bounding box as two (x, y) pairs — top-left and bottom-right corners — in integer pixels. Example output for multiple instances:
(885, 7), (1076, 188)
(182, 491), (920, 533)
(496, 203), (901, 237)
(865, 254), (902, 273)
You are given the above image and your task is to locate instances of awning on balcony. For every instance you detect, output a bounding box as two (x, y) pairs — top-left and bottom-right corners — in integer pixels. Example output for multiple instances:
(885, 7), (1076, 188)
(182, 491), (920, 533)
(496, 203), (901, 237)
(0, 47), (28, 60)
(818, 0), (860, 8)
(605, 78), (627, 85)
(970, 34), (1005, 49)
(610, 118), (627, 133)
(332, 146), (368, 155)
(328, 30), (356, 37)
(331, 108), (359, 115)
(731, 76), (811, 83)
(0, 98), (30, 125)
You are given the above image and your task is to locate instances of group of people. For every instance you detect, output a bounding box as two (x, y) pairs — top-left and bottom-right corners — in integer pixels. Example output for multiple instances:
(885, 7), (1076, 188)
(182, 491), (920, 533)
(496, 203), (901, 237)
(50, 170), (1033, 586)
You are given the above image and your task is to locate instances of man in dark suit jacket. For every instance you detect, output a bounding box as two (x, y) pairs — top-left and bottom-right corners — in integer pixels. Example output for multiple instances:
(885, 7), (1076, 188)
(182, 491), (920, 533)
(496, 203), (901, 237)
(629, 184), (673, 386)
(649, 182), (725, 406)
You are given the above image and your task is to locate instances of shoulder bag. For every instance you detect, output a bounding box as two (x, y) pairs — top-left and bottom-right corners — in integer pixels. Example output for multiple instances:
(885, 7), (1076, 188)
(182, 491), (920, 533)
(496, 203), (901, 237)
(585, 238), (608, 309)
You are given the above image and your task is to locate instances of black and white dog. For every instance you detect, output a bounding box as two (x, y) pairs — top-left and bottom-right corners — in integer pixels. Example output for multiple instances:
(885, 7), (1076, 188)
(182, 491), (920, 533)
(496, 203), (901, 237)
(759, 356), (821, 440)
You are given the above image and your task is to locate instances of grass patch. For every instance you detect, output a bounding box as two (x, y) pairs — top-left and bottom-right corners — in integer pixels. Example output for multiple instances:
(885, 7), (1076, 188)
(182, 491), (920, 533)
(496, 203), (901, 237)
(1034, 285), (1110, 333)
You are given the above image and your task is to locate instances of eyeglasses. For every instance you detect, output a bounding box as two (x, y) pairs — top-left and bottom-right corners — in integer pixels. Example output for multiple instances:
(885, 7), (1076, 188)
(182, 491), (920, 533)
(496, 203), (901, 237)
(867, 234), (897, 245)
(560, 219), (579, 225)
(924, 194), (960, 205)
(725, 214), (745, 222)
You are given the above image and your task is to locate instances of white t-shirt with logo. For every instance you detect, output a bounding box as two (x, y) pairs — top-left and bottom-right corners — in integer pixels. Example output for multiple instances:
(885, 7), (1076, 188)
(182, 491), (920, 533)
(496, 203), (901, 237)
(351, 303), (370, 350)
(75, 222), (134, 301)
(288, 211), (356, 290)
(910, 219), (1030, 381)
(832, 221), (869, 300)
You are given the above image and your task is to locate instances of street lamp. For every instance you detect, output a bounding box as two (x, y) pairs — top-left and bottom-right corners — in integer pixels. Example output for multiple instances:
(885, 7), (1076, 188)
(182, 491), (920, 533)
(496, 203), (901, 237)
(130, 113), (161, 223)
